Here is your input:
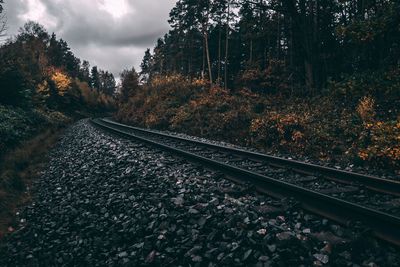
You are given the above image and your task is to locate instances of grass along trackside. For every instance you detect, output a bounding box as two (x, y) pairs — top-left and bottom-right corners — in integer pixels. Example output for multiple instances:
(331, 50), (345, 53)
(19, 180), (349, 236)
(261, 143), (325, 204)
(0, 128), (64, 239)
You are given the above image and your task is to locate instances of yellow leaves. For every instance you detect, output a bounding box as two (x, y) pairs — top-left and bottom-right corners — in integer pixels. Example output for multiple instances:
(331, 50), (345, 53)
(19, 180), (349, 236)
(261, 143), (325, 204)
(36, 80), (50, 97)
(250, 118), (264, 133)
(292, 131), (304, 143)
(356, 118), (400, 166)
(171, 108), (191, 129)
(358, 151), (369, 161)
(250, 112), (306, 149)
(192, 78), (209, 87)
(357, 96), (376, 124)
(150, 74), (190, 88)
(75, 79), (115, 108)
(145, 114), (158, 128)
(51, 71), (71, 96)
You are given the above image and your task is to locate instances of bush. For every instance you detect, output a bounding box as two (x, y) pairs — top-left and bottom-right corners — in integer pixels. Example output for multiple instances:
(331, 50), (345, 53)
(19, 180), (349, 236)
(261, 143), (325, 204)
(116, 74), (400, 171)
(0, 63), (33, 106)
(0, 105), (47, 154)
(250, 112), (307, 150)
(329, 68), (400, 108)
(355, 120), (400, 168)
(115, 74), (205, 128)
(238, 60), (292, 94)
(0, 105), (72, 156)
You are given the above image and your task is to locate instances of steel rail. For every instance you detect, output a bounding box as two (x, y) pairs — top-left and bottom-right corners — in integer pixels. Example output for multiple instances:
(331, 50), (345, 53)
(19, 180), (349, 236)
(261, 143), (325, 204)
(100, 118), (400, 197)
(91, 118), (400, 246)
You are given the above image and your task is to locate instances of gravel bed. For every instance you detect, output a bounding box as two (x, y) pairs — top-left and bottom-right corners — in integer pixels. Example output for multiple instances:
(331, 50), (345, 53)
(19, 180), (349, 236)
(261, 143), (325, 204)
(112, 125), (400, 217)
(1, 120), (399, 266)
(134, 123), (399, 181)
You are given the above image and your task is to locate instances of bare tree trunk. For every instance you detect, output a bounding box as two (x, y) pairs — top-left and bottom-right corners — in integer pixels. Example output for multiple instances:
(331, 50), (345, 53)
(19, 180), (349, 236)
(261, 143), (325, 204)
(304, 60), (314, 90)
(250, 39), (253, 64)
(188, 35), (192, 78)
(276, 13), (281, 59)
(224, 1), (230, 90)
(217, 24), (222, 83)
(203, 7), (213, 85)
(0, 14), (6, 39)
(202, 39), (206, 79)
(205, 31), (213, 84)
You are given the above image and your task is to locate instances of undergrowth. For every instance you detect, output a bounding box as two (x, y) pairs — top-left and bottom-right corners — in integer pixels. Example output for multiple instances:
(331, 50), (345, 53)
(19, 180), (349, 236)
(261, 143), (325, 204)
(115, 71), (400, 171)
(0, 128), (63, 239)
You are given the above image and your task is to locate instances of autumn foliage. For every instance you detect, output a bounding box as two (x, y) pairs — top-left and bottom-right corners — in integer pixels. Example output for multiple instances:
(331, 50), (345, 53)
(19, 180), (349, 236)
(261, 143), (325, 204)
(116, 73), (400, 171)
(0, 22), (116, 158)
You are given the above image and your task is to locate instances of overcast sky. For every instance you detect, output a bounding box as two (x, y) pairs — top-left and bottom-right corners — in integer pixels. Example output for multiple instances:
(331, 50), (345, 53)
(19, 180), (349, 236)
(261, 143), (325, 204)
(3, 0), (176, 78)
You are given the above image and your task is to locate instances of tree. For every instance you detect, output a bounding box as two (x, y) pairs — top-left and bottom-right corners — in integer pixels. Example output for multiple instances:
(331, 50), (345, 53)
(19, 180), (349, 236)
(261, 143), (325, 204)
(0, 0), (6, 38)
(137, 0), (400, 94)
(79, 60), (91, 83)
(90, 66), (101, 90)
(0, 62), (32, 106)
(119, 68), (139, 102)
(140, 48), (153, 83)
(0, 21), (115, 112)
(48, 33), (64, 67)
(152, 38), (166, 75)
(48, 33), (81, 77)
(99, 70), (116, 96)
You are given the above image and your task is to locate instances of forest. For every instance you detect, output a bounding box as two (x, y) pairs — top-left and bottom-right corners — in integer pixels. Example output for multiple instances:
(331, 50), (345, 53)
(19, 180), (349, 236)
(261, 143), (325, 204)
(0, 0), (399, 170)
(0, 1), (400, 264)
(0, 21), (116, 154)
(116, 0), (400, 170)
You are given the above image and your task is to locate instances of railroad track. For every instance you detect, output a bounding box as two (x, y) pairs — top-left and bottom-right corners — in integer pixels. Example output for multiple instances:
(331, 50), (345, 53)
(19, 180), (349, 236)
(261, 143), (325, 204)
(91, 118), (400, 246)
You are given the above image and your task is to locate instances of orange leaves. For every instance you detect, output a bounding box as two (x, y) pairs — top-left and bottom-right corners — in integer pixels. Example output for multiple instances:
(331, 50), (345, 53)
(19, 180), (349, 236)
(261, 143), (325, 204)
(355, 117), (400, 167)
(35, 80), (51, 104)
(351, 95), (400, 167)
(358, 151), (369, 161)
(116, 73), (400, 169)
(238, 60), (290, 94)
(249, 118), (264, 133)
(51, 71), (71, 96)
(357, 96), (376, 124)
(336, 18), (386, 44)
(250, 112), (307, 149)
(75, 79), (115, 108)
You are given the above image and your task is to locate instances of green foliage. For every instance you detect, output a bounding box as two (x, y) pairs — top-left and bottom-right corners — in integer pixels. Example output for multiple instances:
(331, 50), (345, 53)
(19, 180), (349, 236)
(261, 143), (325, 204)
(0, 22), (116, 156)
(119, 68), (140, 103)
(328, 68), (400, 114)
(0, 105), (46, 153)
(139, 0), (400, 92)
(0, 22), (115, 112)
(0, 63), (32, 106)
(0, 103), (74, 158)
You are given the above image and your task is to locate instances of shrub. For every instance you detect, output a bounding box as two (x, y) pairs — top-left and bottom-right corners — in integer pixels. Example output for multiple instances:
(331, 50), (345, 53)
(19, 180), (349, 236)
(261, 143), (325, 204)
(238, 60), (291, 94)
(115, 74), (400, 171)
(0, 63), (33, 106)
(329, 68), (400, 106)
(250, 112), (308, 151)
(355, 120), (400, 168)
(0, 105), (47, 154)
(115, 74), (205, 128)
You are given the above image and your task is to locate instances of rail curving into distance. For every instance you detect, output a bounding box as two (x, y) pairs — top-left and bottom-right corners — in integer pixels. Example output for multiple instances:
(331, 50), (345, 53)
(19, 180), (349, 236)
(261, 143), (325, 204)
(91, 118), (400, 246)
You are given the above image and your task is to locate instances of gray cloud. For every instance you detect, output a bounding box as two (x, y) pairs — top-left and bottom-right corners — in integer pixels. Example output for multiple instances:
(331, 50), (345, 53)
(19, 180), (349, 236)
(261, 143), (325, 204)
(3, 0), (176, 77)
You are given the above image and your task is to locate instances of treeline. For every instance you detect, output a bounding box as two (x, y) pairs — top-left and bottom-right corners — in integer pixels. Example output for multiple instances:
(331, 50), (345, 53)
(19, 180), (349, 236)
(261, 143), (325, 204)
(116, 0), (400, 169)
(139, 0), (400, 94)
(0, 21), (116, 113)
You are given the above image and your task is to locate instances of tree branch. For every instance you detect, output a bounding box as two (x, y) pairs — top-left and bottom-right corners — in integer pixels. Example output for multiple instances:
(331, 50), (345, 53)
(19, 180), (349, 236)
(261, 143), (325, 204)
(241, 0), (286, 13)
